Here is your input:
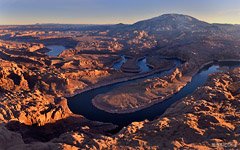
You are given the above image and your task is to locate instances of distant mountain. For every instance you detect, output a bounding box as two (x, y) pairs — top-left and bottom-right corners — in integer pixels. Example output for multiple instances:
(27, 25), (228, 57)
(4, 14), (240, 36)
(106, 14), (221, 37)
(214, 23), (240, 37)
(127, 14), (212, 33)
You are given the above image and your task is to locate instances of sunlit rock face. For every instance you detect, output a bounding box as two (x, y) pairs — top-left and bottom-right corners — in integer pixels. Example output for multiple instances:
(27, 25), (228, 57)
(1, 68), (239, 149)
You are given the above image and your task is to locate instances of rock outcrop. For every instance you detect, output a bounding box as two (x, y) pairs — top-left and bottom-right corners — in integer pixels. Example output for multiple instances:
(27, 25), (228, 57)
(92, 66), (191, 113)
(1, 68), (239, 149)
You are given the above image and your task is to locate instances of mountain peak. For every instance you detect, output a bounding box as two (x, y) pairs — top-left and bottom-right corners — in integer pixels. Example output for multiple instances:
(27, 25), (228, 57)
(131, 14), (210, 32)
(158, 13), (194, 18)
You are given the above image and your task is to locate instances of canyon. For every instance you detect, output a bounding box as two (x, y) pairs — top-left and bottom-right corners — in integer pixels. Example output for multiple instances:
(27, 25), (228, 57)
(0, 14), (239, 149)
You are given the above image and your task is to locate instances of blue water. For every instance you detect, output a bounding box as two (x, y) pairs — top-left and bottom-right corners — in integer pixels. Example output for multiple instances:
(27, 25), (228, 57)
(67, 61), (240, 128)
(138, 58), (152, 72)
(112, 56), (127, 70)
(112, 56), (152, 72)
(46, 45), (66, 57)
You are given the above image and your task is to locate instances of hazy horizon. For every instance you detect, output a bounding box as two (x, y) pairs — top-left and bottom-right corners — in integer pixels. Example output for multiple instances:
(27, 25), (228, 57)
(0, 0), (240, 25)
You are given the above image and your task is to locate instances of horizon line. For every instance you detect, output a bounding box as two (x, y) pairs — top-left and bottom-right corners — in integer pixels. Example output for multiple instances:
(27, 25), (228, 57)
(0, 13), (240, 26)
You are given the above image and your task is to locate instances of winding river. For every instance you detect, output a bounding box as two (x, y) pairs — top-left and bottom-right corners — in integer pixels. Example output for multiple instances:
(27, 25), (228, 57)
(68, 60), (240, 129)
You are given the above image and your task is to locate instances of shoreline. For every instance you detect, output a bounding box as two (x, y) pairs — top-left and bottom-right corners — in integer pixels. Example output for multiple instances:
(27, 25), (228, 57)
(91, 77), (190, 114)
(65, 61), (176, 98)
(91, 59), (240, 114)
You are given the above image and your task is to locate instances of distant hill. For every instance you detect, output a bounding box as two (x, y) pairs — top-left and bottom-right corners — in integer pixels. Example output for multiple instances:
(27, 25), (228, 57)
(129, 14), (211, 32)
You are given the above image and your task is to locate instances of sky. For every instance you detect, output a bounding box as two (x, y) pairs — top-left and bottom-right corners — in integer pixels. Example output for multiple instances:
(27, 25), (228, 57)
(0, 0), (240, 25)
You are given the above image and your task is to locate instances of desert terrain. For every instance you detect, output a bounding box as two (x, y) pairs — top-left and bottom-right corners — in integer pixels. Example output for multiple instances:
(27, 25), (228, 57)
(0, 14), (239, 149)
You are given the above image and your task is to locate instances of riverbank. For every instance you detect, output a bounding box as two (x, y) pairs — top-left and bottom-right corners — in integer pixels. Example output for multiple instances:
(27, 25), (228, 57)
(92, 70), (191, 114)
(65, 59), (176, 97)
(91, 59), (240, 114)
